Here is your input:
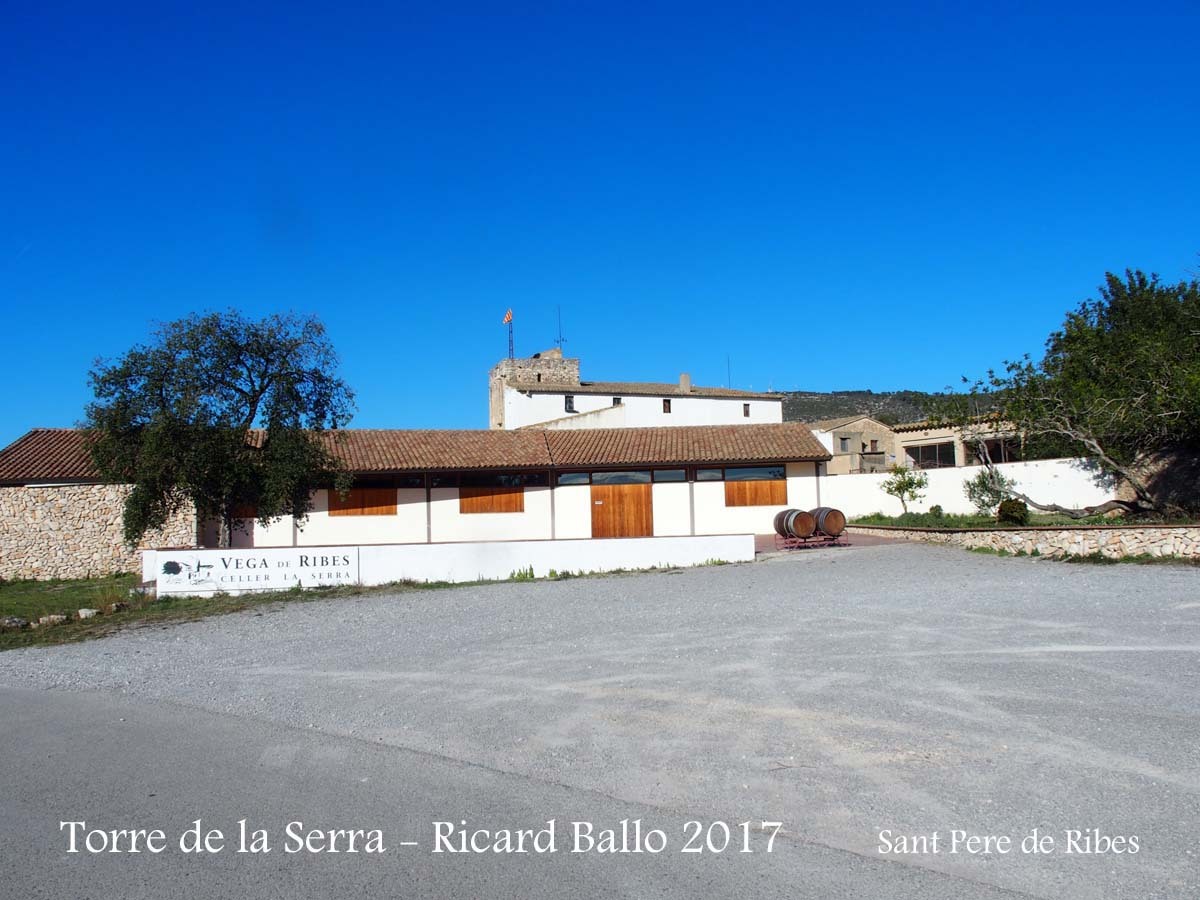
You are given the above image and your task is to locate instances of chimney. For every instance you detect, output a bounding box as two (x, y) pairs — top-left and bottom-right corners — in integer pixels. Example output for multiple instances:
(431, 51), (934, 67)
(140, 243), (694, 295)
(679, 373), (691, 393)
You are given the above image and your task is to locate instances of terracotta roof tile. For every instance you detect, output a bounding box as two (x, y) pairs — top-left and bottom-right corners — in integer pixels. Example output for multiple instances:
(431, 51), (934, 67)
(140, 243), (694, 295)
(0, 423), (829, 483)
(0, 429), (98, 483)
(544, 423), (829, 467)
(321, 429), (553, 472)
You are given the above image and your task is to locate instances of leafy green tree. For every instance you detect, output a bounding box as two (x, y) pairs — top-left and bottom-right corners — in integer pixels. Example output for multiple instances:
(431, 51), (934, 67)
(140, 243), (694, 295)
(933, 270), (1200, 516)
(880, 465), (928, 514)
(86, 311), (355, 546)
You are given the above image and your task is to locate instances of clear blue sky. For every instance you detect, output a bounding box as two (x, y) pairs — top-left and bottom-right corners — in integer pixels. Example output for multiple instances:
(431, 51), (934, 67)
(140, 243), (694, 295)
(2, 2), (1197, 447)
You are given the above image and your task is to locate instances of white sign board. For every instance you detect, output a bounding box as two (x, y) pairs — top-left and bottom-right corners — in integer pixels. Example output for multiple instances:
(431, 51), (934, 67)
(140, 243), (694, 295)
(154, 547), (360, 596)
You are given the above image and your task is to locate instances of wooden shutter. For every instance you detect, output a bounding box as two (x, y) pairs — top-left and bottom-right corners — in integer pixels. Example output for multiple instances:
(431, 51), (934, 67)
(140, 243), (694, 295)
(459, 485), (524, 514)
(724, 479), (787, 507)
(329, 488), (397, 516)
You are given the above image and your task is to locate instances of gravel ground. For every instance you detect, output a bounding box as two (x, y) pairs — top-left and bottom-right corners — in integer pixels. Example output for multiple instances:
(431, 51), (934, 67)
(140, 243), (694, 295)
(2, 541), (1198, 898)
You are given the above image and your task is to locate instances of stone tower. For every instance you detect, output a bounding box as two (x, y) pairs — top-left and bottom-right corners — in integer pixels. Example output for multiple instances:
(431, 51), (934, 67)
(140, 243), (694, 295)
(488, 348), (581, 429)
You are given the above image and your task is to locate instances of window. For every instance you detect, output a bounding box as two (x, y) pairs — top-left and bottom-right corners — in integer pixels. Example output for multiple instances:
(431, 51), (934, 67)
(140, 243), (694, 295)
(329, 487), (397, 516)
(869, 439), (878, 452)
(696, 468), (723, 481)
(556, 472), (590, 485)
(662, 398), (672, 414)
(613, 397), (622, 406)
(905, 442), (956, 469)
(724, 466), (786, 481)
(590, 470), (651, 485)
(743, 403), (750, 417)
(434, 472), (548, 488)
(839, 437), (850, 452)
(652, 469), (687, 482)
(565, 395), (575, 413)
(976, 438), (1021, 465)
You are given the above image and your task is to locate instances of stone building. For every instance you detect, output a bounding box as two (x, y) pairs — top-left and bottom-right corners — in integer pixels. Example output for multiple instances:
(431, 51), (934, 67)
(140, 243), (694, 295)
(807, 416), (897, 474)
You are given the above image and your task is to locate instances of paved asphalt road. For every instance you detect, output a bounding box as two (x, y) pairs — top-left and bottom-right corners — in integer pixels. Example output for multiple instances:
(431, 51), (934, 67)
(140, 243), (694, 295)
(1, 542), (1198, 899)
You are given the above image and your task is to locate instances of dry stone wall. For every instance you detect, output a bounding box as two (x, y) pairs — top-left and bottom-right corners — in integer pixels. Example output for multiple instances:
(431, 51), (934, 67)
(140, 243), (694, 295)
(0, 484), (196, 581)
(847, 524), (1200, 559)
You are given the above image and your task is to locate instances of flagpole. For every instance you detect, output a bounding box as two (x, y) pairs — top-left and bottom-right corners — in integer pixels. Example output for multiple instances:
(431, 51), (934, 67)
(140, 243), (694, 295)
(503, 308), (514, 359)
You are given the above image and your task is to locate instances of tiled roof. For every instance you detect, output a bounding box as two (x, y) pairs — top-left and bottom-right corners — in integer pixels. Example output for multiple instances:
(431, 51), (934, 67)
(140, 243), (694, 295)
(0, 423), (829, 483)
(508, 380), (782, 400)
(544, 423), (829, 467)
(320, 429), (553, 472)
(0, 429), (98, 483)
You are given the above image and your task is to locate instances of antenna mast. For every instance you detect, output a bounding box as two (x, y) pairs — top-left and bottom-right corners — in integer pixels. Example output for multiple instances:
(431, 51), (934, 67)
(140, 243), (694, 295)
(555, 306), (567, 351)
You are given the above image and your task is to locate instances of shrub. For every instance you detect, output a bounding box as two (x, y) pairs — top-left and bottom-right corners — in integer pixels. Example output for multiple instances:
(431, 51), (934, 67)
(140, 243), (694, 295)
(964, 469), (1015, 515)
(996, 498), (1030, 526)
(929, 504), (944, 519)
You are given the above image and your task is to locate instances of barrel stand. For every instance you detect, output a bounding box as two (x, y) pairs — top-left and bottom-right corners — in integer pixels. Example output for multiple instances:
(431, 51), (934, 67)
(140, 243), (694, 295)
(774, 533), (843, 550)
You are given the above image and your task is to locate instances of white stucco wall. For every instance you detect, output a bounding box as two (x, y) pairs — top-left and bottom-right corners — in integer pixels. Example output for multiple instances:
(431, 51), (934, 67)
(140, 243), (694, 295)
(693, 463), (822, 535)
(429, 486), (553, 542)
(554, 483), (592, 539)
(206, 462), (829, 550)
(502, 386), (782, 429)
(652, 482), (692, 536)
(819, 458), (1114, 517)
(296, 489), (427, 546)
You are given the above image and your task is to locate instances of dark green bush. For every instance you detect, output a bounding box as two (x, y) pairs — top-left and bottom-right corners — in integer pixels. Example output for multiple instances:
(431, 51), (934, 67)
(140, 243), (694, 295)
(929, 504), (944, 519)
(996, 498), (1030, 526)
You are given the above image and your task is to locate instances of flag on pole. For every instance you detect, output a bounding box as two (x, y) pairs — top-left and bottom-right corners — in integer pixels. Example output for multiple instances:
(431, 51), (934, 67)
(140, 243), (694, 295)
(502, 308), (513, 324)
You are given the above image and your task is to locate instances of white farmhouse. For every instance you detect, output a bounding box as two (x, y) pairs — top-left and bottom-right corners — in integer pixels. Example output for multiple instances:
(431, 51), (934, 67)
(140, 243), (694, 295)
(489, 349), (783, 430)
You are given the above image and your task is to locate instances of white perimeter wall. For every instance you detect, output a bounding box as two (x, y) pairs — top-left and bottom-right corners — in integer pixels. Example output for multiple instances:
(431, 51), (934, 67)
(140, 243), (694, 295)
(146, 534), (755, 594)
(503, 387), (783, 429)
(360, 534), (754, 584)
(821, 458), (1113, 518)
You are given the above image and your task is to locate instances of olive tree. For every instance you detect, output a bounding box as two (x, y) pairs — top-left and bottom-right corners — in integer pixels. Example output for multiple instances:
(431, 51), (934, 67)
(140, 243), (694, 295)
(880, 465), (928, 514)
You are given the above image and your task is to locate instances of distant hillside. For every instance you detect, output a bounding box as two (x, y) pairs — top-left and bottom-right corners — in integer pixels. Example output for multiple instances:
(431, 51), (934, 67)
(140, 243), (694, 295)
(781, 390), (939, 425)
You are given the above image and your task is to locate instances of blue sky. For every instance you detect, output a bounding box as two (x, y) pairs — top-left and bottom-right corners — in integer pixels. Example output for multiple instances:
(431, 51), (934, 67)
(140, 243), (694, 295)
(2, 2), (1198, 447)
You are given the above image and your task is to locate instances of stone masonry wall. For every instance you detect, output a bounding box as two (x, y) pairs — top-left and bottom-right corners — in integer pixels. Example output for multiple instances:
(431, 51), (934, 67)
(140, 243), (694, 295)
(0, 484), (197, 581)
(847, 524), (1200, 559)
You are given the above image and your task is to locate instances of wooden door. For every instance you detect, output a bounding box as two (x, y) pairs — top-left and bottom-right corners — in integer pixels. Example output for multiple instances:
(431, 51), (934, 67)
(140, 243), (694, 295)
(590, 483), (654, 538)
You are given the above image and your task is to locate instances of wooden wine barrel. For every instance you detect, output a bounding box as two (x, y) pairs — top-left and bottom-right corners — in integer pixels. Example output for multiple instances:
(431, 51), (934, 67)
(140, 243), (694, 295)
(772, 509), (794, 537)
(810, 506), (846, 537)
(786, 509), (817, 538)
(775, 509), (818, 538)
